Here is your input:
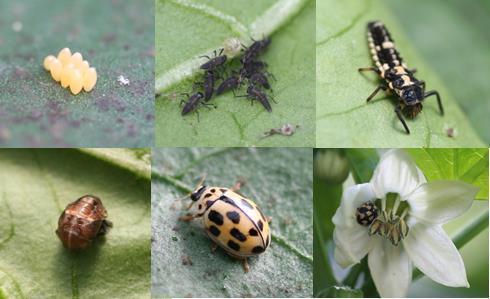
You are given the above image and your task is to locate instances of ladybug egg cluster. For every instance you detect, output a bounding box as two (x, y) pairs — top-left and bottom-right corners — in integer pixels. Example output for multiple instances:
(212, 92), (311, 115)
(356, 201), (378, 226)
(43, 48), (97, 95)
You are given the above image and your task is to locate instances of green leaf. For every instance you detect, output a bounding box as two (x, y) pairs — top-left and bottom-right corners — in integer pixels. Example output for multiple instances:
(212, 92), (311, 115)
(407, 148), (489, 200)
(387, 0), (490, 143)
(151, 148), (312, 297)
(0, 1), (154, 147)
(316, 286), (363, 298)
(0, 149), (150, 298)
(155, 0), (315, 147)
(316, 0), (485, 147)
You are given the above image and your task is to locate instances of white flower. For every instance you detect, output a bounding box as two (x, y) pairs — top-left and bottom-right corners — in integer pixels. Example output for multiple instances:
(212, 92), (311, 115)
(332, 149), (479, 297)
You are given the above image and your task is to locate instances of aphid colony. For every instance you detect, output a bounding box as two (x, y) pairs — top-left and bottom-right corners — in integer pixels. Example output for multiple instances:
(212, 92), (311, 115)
(182, 37), (275, 117)
(359, 21), (444, 134)
(56, 195), (112, 250)
(356, 200), (409, 246)
(180, 178), (271, 272)
(43, 48), (97, 95)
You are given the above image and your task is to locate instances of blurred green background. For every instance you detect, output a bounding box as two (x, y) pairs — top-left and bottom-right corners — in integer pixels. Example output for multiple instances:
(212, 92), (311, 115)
(388, 0), (490, 144)
(313, 149), (489, 298)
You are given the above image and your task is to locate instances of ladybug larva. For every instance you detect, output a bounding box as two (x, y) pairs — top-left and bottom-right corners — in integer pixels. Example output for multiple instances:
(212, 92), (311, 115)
(43, 48), (97, 95)
(180, 179), (271, 272)
(56, 195), (112, 250)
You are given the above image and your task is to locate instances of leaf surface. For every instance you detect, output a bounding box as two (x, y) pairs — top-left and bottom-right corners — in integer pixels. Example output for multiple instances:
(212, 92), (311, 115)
(0, 149), (151, 298)
(316, 0), (485, 147)
(0, 1), (154, 147)
(407, 148), (489, 200)
(155, 0), (315, 147)
(151, 148), (313, 297)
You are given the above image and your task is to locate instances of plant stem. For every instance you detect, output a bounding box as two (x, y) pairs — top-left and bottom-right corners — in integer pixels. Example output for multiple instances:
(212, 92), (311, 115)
(413, 210), (489, 281)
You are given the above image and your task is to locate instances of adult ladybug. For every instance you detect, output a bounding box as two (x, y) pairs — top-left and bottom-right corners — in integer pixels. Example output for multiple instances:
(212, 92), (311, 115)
(56, 195), (112, 250)
(180, 178), (271, 272)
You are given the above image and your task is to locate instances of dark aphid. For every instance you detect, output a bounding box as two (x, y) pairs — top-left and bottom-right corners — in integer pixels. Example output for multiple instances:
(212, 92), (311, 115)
(359, 21), (443, 134)
(238, 85), (273, 112)
(240, 60), (268, 79)
(181, 92), (205, 116)
(249, 72), (271, 90)
(216, 73), (240, 96)
(356, 201), (378, 226)
(198, 71), (217, 101)
(56, 195), (112, 250)
(243, 37), (271, 61)
(200, 48), (227, 71)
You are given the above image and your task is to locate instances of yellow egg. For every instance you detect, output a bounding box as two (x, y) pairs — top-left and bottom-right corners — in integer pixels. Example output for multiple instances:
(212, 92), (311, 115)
(69, 69), (83, 95)
(50, 59), (63, 82)
(43, 55), (56, 71)
(83, 67), (97, 92)
(58, 48), (72, 66)
(78, 60), (90, 74)
(61, 64), (75, 88)
(71, 52), (83, 66)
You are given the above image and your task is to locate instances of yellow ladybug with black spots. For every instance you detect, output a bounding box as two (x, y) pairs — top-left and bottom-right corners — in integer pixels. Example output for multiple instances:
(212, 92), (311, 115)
(180, 178), (271, 272)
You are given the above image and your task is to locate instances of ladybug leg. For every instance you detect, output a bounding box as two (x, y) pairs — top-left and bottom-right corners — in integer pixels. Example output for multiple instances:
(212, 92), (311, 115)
(179, 214), (196, 222)
(266, 216), (273, 224)
(395, 105), (410, 134)
(98, 219), (113, 236)
(230, 178), (247, 192)
(186, 201), (195, 210)
(242, 258), (250, 273)
(366, 84), (387, 102)
(424, 90), (444, 116)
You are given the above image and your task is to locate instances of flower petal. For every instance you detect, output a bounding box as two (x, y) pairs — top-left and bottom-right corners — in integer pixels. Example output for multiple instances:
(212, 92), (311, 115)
(332, 183), (376, 227)
(332, 183), (376, 268)
(333, 226), (373, 268)
(403, 223), (469, 287)
(370, 149), (426, 199)
(368, 238), (412, 298)
(407, 181), (478, 224)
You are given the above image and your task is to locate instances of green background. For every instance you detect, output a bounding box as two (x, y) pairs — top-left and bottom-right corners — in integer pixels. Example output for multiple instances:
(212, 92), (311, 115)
(0, 0), (154, 147)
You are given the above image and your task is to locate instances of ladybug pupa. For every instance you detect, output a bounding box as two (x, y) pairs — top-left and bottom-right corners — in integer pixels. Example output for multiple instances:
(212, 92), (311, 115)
(43, 48), (97, 95)
(180, 177), (271, 272)
(56, 195), (112, 250)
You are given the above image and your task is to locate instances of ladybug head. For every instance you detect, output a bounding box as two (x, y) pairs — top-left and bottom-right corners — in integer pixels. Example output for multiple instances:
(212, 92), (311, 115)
(400, 85), (424, 105)
(190, 185), (207, 202)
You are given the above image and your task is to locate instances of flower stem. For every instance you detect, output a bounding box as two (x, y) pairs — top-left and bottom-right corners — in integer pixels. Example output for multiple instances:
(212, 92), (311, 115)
(413, 210), (489, 281)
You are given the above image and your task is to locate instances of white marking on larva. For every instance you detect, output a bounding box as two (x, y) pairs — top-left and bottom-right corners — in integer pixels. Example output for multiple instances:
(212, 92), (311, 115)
(375, 45), (381, 51)
(369, 42), (374, 48)
(394, 66), (406, 74)
(371, 49), (377, 55)
(401, 75), (414, 87)
(368, 36), (373, 42)
(382, 41), (394, 48)
(383, 63), (389, 70)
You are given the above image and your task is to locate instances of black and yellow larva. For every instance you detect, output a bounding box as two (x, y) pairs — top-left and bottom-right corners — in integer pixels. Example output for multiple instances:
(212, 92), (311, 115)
(359, 21), (444, 134)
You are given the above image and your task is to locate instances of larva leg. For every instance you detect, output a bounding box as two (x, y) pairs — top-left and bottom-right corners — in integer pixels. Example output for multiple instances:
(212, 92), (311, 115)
(395, 105), (410, 134)
(366, 85), (387, 102)
(424, 90), (444, 115)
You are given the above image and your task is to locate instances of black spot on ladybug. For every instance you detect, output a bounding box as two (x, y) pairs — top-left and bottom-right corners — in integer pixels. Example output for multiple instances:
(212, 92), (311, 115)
(204, 193), (212, 198)
(220, 196), (236, 206)
(208, 210), (224, 226)
(241, 198), (253, 209)
(205, 200), (214, 208)
(227, 240), (240, 251)
(265, 235), (270, 247)
(356, 201), (378, 227)
(226, 211), (240, 224)
(230, 228), (247, 242)
(252, 246), (265, 254)
(210, 188), (216, 193)
(220, 188), (227, 193)
(258, 208), (267, 222)
(209, 225), (221, 237)
(249, 228), (258, 236)
(198, 204), (202, 210)
(257, 220), (264, 231)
